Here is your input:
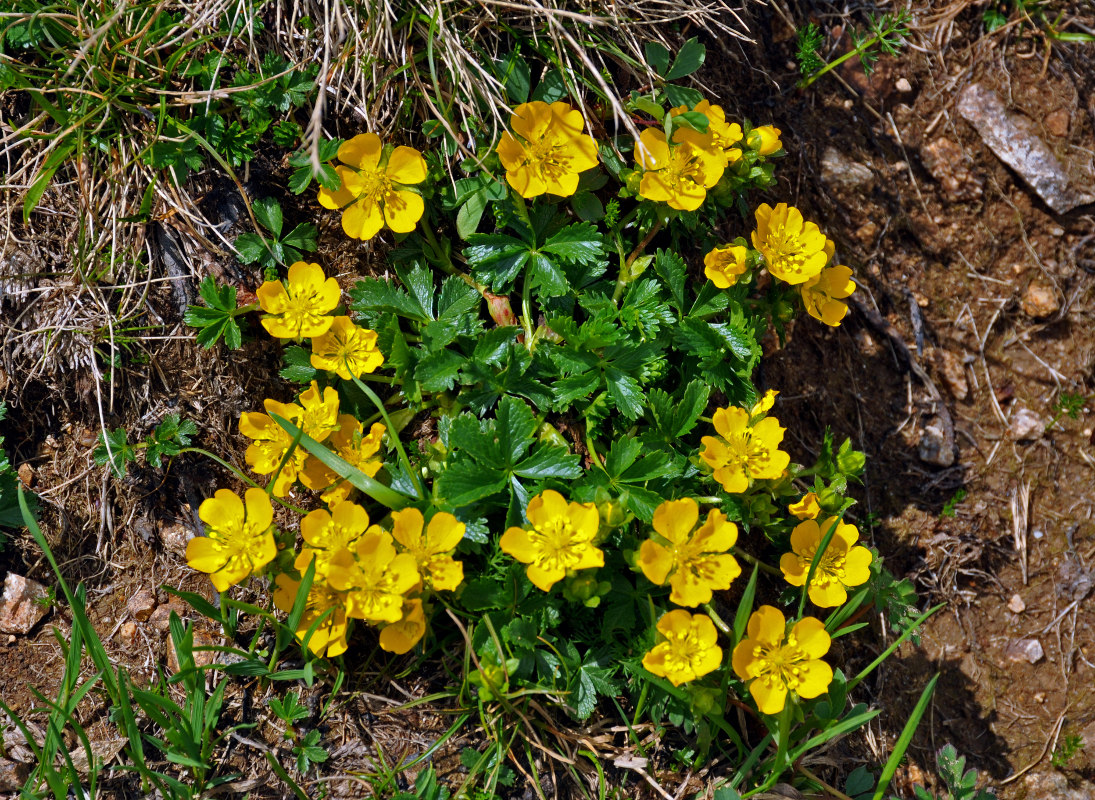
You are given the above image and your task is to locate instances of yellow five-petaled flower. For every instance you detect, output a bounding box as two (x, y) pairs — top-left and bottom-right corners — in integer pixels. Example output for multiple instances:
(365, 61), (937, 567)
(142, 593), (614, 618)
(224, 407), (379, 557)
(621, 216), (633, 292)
(699, 404), (791, 494)
(391, 508), (465, 592)
(186, 488), (276, 593)
(327, 528), (419, 623)
(496, 101), (599, 198)
(318, 133), (428, 241)
(638, 498), (741, 607)
(256, 261), (341, 340)
(310, 316), (385, 379)
(636, 128), (723, 211)
(732, 605), (833, 714)
(752, 203), (830, 286)
(780, 517), (873, 607)
(500, 490), (604, 592)
(642, 610), (723, 687)
(704, 244), (749, 289)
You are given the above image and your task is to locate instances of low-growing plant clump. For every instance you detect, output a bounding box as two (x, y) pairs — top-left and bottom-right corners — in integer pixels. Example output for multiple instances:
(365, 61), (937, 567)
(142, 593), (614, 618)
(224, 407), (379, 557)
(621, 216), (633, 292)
(173, 42), (941, 797)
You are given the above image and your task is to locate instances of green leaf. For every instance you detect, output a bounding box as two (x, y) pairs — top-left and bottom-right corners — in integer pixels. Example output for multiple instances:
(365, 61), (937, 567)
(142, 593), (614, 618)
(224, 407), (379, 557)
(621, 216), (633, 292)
(252, 197), (283, 237)
(512, 447), (581, 480)
(542, 223), (604, 265)
(665, 38), (706, 80)
(280, 346), (317, 383)
(497, 53), (531, 104)
(23, 144), (74, 223)
(415, 349), (465, 392)
(604, 368), (644, 419)
(644, 41), (671, 75)
(93, 428), (137, 478)
(653, 248), (686, 312)
(436, 460), (509, 507)
(234, 232), (271, 265)
(526, 252), (569, 297)
(569, 192), (603, 222)
(281, 222), (317, 252)
(456, 189), (487, 239)
(531, 70), (568, 103)
(464, 233), (531, 292)
(350, 277), (430, 323)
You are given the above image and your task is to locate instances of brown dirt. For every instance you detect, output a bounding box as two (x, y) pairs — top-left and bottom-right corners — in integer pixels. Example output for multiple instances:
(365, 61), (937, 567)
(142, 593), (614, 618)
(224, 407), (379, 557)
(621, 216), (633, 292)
(2, 0), (1095, 797)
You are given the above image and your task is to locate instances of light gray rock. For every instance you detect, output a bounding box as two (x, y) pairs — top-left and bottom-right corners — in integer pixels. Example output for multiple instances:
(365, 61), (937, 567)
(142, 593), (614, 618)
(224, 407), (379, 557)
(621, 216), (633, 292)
(957, 83), (1095, 213)
(820, 147), (875, 192)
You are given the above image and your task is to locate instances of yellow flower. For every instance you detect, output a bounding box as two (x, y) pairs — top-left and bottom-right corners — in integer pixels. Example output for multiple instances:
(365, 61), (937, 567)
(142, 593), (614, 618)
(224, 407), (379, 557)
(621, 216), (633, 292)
(752, 203), (830, 286)
(310, 316), (385, 379)
(300, 416), (385, 506)
(500, 490), (603, 592)
(780, 517), (873, 607)
(379, 599), (427, 654)
(239, 399), (311, 496)
(788, 492), (821, 520)
(495, 101), (599, 198)
(273, 572), (350, 657)
(699, 406), (791, 494)
(185, 488), (275, 593)
(318, 133), (428, 240)
(801, 264), (856, 326)
(298, 380), (341, 442)
(327, 528), (419, 623)
(636, 128), (722, 211)
(256, 261), (341, 340)
(670, 100), (744, 168)
(704, 244), (748, 289)
(391, 508), (465, 592)
(732, 605), (833, 714)
(748, 125), (783, 156)
(642, 610), (722, 687)
(638, 498), (741, 607)
(298, 500), (378, 579)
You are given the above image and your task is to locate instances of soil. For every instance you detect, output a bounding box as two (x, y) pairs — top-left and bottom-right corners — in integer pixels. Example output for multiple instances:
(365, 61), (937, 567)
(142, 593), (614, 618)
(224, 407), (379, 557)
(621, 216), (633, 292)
(2, 1), (1094, 798)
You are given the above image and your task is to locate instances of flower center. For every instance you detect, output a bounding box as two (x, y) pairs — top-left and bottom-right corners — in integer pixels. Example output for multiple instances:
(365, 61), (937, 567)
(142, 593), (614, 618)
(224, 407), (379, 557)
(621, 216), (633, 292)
(753, 640), (811, 691)
(524, 135), (573, 181)
(661, 145), (705, 187)
(532, 519), (586, 571)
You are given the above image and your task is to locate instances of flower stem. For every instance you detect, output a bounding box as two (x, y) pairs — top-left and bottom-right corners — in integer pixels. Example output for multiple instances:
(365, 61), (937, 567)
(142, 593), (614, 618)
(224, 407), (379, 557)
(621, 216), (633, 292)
(732, 547), (781, 577)
(773, 701), (793, 776)
(702, 603), (733, 636)
(521, 276), (535, 352)
(612, 220), (662, 303)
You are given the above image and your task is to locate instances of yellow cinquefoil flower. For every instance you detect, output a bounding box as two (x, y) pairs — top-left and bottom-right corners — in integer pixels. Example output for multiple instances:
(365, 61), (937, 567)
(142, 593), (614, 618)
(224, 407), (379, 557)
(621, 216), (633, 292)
(642, 610), (723, 687)
(704, 244), (748, 288)
(732, 605), (833, 714)
(671, 100), (744, 168)
(788, 492), (821, 520)
(636, 128), (723, 211)
(780, 517), (873, 607)
(298, 500), (377, 578)
(318, 133), (428, 240)
(391, 508), (465, 592)
(239, 399), (310, 496)
(638, 498), (741, 607)
(699, 405), (791, 494)
(298, 380), (341, 442)
(752, 203), (830, 286)
(186, 488), (276, 593)
(300, 416), (386, 507)
(310, 316), (385, 379)
(256, 261), (341, 340)
(273, 572), (350, 657)
(500, 490), (604, 592)
(379, 599), (427, 654)
(328, 528), (419, 623)
(748, 125), (783, 156)
(495, 101), (599, 198)
(801, 264), (856, 326)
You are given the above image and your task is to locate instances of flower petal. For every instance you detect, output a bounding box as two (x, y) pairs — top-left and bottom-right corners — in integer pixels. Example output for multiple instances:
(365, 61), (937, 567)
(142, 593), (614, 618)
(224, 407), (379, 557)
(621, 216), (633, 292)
(385, 146), (427, 184)
(338, 133), (383, 170)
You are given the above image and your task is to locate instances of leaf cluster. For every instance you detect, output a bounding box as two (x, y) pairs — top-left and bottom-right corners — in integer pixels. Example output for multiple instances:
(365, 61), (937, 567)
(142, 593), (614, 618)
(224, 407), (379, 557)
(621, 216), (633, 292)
(93, 413), (197, 477)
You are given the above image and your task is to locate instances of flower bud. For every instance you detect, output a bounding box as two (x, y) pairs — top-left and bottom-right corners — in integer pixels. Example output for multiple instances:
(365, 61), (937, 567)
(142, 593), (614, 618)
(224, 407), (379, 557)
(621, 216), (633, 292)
(836, 441), (865, 476)
(748, 125), (782, 155)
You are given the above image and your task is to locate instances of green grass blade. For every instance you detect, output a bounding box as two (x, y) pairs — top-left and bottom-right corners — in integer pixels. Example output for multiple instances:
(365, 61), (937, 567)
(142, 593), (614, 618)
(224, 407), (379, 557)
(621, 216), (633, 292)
(848, 603), (944, 691)
(269, 413), (411, 508)
(872, 673), (939, 800)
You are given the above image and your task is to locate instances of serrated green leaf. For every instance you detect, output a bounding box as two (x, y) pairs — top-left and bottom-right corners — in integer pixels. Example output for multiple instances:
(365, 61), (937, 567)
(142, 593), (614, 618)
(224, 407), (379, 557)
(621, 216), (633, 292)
(280, 345), (317, 383)
(653, 248), (686, 312)
(604, 368), (644, 419)
(436, 459), (508, 507)
(252, 197), (283, 236)
(542, 223), (604, 265)
(527, 252), (569, 297)
(464, 233), (530, 292)
(349, 277), (430, 322)
(234, 232), (270, 265)
(281, 222), (317, 252)
(415, 349), (465, 392)
(512, 446), (581, 480)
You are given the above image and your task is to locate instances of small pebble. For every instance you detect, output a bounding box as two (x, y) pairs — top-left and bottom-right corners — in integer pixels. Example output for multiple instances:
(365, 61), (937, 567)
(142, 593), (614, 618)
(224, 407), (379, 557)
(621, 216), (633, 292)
(895, 77), (913, 92)
(1005, 638), (1044, 664)
(1021, 281), (1060, 318)
(1008, 407), (1044, 441)
(1007, 594), (1026, 613)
